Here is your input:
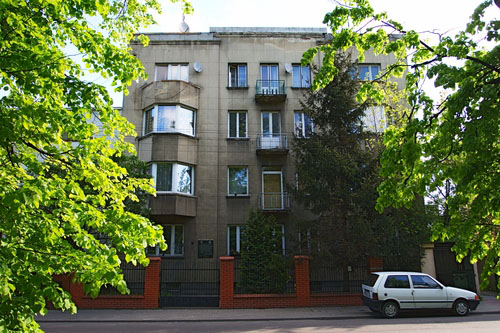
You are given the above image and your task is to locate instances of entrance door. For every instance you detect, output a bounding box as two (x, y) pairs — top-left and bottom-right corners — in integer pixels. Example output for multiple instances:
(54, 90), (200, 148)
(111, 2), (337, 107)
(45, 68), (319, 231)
(261, 112), (280, 149)
(260, 64), (279, 94)
(262, 170), (283, 209)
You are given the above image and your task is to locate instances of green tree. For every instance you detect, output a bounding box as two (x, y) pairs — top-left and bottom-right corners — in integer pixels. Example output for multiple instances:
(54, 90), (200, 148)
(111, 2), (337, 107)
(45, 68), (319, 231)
(0, 0), (192, 331)
(292, 53), (428, 275)
(303, 0), (500, 292)
(238, 210), (289, 294)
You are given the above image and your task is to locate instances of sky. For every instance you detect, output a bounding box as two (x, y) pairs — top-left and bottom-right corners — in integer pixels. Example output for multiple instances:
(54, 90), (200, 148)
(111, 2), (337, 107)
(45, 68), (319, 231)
(104, 0), (491, 106)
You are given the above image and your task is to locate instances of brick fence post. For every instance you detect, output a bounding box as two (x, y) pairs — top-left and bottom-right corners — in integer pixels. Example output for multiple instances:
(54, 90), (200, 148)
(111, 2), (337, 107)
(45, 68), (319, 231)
(144, 257), (161, 308)
(368, 257), (384, 273)
(294, 255), (310, 307)
(219, 256), (234, 308)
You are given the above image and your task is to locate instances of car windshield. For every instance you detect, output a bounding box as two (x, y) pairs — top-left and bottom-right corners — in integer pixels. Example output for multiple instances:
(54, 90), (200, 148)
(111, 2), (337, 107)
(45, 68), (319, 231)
(364, 273), (380, 287)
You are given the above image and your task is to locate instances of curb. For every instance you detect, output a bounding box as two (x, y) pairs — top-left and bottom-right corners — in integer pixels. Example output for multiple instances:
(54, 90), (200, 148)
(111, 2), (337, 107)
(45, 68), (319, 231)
(36, 310), (500, 323)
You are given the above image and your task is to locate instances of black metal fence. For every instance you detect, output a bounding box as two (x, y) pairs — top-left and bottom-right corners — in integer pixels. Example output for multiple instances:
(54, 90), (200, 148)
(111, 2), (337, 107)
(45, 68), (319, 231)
(99, 262), (146, 295)
(160, 259), (220, 307)
(233, 257), (296, 294)
(309, 260), (368, 294)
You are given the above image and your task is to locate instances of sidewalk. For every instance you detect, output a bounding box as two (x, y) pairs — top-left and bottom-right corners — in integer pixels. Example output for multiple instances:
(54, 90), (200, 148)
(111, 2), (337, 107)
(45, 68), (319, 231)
(37, 293), (500, 323)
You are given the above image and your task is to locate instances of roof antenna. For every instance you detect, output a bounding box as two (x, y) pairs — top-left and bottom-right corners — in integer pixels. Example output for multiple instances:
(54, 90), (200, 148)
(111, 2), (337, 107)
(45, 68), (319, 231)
(179, 13), (190, 33)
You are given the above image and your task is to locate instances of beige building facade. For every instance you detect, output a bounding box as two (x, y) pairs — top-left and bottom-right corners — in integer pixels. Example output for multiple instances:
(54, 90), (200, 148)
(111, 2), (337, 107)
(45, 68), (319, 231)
(122, 27), (398, 262)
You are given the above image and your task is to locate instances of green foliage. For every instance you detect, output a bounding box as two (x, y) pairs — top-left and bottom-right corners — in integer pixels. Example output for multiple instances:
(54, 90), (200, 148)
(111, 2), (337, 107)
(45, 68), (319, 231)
(305, 0), (500, 293)
(238, 210), (289, 294)
(292, 53), (429, 269)
(112, 153), (152, 218)
(0, 0), (191, 331)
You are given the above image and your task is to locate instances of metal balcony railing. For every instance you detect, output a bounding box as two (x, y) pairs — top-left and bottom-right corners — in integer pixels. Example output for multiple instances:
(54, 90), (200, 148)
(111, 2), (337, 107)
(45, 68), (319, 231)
(256, 133), (288, 150)
(256, 80), (286, 95)
(257, 192), (290, 211)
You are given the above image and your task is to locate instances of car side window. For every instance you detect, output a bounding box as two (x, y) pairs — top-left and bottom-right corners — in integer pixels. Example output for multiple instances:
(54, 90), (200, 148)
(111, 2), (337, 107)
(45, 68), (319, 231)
(411, 275), (440, 288)
(384, 275), (410, 288)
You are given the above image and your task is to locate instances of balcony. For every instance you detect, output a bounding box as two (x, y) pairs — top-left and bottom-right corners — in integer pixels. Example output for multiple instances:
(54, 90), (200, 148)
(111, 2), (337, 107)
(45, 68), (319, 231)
(256, 134), (288, 155)
(149, 194), (197, 217)
(141, 80), (200, 110)
(255, 80), (286, 104)
(257, 192), (290, 211)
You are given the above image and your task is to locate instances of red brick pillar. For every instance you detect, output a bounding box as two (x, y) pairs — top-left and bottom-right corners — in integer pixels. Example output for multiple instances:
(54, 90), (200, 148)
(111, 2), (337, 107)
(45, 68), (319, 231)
(368, 257), (384, 273)
(144, 257), (161, 308)
(294, 255), (310, 307)
(219, 256), (234, 308)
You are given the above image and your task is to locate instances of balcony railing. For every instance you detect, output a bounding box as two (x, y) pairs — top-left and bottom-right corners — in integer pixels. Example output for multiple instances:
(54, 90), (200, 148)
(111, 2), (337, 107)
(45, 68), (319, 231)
(256, 134), (288, 153)
(255, 80), (286, 103)
(257, 192), (290, 211)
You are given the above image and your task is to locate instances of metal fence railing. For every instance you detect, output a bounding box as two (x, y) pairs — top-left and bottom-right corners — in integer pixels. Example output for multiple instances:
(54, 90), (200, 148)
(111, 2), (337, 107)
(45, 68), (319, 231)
(309, 261), (368, 294)
(99, 262), (146, 295)
(160, 260), (220, 307)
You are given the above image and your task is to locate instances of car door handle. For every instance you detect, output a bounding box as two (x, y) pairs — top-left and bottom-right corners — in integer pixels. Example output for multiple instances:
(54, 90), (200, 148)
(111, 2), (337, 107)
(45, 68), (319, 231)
(412, 290), (414, 295)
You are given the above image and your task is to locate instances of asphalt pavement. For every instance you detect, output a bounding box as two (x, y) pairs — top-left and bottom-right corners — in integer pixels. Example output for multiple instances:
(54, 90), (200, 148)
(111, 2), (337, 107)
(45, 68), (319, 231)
(36, 292), (500, 323)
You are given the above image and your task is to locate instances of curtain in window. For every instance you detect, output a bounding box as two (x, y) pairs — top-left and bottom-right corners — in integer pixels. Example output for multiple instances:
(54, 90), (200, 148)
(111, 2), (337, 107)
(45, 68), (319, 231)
(156, 163), (173, 192)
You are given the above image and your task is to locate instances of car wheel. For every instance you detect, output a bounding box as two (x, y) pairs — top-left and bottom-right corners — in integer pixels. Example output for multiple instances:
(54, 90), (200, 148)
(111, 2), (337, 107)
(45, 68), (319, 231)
(381, 301), (399, 318)
(453, 299), (469, 316)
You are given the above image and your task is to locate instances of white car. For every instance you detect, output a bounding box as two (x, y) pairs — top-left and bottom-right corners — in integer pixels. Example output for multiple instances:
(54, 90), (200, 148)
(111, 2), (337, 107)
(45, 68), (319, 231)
(361, 272), (480, 318)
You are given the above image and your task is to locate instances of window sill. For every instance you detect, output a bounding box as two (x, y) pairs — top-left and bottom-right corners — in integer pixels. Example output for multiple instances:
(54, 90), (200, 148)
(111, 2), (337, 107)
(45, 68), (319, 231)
(226, 86), (249, 90)
(290, 86), (311, 90)
(156, 192), (197, 198)
(226, 194), (250, 199)
(226, 137), (250, 141)
(138, 132), (198, 141)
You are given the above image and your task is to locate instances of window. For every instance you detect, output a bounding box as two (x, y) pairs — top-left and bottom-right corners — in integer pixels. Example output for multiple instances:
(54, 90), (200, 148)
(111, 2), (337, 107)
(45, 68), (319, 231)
(227, 225), (285, 255)
(228, 64), (247, 87)
(143, 105), (195, 136)
(155, 64), (189, 82)
(362, 106), (387, 133)
(358, 64), (380, 81)
(384, 275), (410, 289)
(292, 65), (311, 88)
(228, 111), (247, 138)
(411, 275), (440, 289)
(147, 225), (184, 256)
(151, 163), (194, 195)
(228, 166), (248, 195)
(227, 225), (244, 255)
(294, 111), (314, 138)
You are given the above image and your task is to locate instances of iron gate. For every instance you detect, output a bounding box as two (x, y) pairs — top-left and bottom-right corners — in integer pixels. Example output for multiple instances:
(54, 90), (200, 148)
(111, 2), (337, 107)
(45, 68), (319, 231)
(160, 259), (219, 307)
(433, 242), (477, 292)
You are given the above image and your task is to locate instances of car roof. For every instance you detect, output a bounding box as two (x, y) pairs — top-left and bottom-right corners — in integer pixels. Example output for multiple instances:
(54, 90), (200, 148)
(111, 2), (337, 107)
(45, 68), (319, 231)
(372, 272), (429, 275)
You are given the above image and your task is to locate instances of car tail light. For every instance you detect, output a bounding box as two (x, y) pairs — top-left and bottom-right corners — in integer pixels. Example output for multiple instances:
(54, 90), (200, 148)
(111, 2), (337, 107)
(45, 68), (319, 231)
(372, 293), (378, 300)
(475, 295), (479, 300)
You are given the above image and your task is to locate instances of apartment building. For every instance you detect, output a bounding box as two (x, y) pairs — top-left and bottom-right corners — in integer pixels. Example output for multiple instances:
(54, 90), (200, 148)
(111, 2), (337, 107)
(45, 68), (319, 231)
(122, 27), (399, 263)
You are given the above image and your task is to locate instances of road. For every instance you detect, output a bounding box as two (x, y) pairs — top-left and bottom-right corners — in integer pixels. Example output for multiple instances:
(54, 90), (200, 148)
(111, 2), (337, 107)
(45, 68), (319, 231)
(40, 312), (500, 333)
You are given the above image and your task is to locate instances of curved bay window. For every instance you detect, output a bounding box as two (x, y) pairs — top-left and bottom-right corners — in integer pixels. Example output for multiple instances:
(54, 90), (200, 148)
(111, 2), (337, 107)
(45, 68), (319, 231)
(143, 105), (196, 136)
(151, 162), (194, 195)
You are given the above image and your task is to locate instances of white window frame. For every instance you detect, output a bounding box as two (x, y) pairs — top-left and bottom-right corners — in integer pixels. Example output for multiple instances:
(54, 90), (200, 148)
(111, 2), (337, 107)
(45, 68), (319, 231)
(228, 64), (247, 88)
(227, 225), (285, 255)
(151, 162), (194, 195)
(148, 225), (184, 257)
(294, 111), (314, 138)
(292, 64), (311, 88)
(227, 111), (248, 138)
(227, 225), (244, 255)
(142, 105), (196, 137)
(357, 64), (380, 81)
(155, 64), (189, 82)
(227, 166), (249, 196)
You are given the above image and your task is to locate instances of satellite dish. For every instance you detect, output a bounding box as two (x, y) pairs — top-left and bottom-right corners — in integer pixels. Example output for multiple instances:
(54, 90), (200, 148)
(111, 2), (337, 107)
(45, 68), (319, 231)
(193, 62), (202, 73)
(285, 63), (293, 73)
